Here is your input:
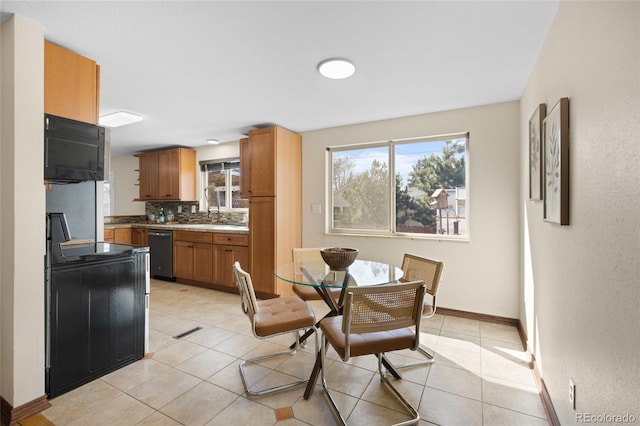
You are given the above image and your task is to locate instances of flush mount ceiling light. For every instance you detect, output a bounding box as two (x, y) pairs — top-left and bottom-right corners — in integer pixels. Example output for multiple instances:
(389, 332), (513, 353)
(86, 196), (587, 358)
(99, 111), (143, 127)
(207, 139), (220, 145)
(318, 58), (355, 79)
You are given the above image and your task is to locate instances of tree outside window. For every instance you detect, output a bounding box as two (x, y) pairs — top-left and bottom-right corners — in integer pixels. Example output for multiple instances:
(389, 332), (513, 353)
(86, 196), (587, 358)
(329, 133), (468, 237)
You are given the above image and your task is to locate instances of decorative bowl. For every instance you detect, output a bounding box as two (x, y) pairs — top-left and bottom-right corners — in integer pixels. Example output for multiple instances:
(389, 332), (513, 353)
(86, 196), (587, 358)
(320, 247), (359, 271)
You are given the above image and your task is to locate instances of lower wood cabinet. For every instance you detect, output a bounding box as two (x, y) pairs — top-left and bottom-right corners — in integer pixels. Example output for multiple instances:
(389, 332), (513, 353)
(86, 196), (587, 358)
(104, 229), (115, 243)
(131, 228), (148, 246)
(213, 244), (248, 289)
(173, 230), (248, 291)
(114, 228), (132, 244)
(173, 231), (213, 284)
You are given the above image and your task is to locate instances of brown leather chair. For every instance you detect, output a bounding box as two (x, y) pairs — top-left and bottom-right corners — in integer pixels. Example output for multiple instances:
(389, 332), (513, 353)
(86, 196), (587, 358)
(394, 254), (444, 369)
(319, 280), (427, 425)
(233, 262), (317, 397)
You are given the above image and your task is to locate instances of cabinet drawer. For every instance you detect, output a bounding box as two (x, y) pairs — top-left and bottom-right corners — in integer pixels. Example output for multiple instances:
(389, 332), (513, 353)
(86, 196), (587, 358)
(173, 230), (213, 244)
(213, 233), (248, 246)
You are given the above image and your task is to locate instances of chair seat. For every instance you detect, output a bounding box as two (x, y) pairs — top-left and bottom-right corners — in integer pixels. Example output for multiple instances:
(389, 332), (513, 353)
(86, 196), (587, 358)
(254, 296), (316, 337)
(320, 316), (417, 359)
(292, 283), (342, 301)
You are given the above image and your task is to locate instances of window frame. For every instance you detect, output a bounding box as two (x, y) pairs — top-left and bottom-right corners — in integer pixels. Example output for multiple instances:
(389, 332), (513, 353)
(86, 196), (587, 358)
(326, 132), (469, 241)
(200, 158), (247, 212)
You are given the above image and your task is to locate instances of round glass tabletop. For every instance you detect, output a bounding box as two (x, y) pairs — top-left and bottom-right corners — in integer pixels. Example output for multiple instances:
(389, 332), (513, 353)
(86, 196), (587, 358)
(275, 259), (403, 288)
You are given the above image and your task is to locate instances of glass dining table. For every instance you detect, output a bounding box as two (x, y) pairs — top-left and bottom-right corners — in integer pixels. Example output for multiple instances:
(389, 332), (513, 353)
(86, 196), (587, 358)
(275, 258), (404, 399)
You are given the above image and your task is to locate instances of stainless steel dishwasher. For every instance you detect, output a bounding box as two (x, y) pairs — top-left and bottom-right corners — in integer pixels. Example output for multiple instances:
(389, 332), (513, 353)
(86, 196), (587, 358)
(148, 229), (174, 280)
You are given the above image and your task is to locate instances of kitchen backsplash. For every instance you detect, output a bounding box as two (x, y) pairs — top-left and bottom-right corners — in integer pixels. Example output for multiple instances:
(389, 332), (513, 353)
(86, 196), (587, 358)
(146, 201), (248, 225)
(104, 202), (248, 226)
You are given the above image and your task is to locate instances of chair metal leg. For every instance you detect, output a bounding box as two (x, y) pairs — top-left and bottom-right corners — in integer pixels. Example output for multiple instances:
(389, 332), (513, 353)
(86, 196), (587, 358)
(377, 354), (421, 426)
(240, 330), (314, 397)
(386, 344), (435, 370)
(320, 335), (347, 425)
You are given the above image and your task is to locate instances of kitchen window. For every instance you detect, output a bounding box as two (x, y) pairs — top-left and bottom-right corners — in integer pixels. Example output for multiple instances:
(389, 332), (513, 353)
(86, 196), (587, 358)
(200, 159), (248, 211)
(327, 132), (468, 238)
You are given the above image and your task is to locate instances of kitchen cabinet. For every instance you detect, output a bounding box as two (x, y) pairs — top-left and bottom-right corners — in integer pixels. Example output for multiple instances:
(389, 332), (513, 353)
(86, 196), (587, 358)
(245, 126), (302, 298)
(104, 229), (115, 243)
(114, 228), (131, 244)
(135, 148), (196, 201)
(131, 228), (148, 246)
(212, 233), (249, 289)
(137, 151), (159, 201)
(173, 231), (213, 284)
(44, 41), (100, 125)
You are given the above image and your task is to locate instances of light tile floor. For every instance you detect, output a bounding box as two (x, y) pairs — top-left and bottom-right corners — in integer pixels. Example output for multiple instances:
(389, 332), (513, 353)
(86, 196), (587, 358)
(34, 279), (548, 425)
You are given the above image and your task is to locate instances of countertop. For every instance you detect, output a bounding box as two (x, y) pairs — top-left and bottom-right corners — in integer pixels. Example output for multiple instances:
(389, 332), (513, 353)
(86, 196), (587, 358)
(104, 223), (249, 234)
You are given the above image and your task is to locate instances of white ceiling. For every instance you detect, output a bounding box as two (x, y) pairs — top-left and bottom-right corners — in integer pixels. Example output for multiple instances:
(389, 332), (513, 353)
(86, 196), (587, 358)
(1, 1), (558, 158)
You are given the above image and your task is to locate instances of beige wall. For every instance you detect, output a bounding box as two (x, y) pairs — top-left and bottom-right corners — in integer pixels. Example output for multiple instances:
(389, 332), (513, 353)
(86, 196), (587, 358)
(520, 1), (640, 422)
(0, 15), (46, 407)
(301, 101), (522, 318)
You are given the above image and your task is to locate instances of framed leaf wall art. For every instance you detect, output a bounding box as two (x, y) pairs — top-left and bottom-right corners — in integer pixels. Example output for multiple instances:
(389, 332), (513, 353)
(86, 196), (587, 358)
(543, 97), (570, 225)
(529, 103), (546, 200)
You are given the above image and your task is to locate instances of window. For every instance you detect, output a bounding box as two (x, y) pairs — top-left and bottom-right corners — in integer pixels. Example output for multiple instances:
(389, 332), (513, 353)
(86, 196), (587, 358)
(328, 133), (468, 238)
(200, 159), (248, 211)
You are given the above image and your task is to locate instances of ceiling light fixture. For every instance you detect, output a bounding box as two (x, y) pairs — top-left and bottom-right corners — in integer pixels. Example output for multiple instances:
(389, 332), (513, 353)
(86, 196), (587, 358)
(99, 111), (143, 127)
(207, 139), (220, 145)
(318, 58), (355, 79)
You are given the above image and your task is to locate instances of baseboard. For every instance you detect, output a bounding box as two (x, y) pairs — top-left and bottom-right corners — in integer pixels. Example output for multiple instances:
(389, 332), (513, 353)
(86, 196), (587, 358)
(530, 354), (561, 426)
(0, 395), (50, 426)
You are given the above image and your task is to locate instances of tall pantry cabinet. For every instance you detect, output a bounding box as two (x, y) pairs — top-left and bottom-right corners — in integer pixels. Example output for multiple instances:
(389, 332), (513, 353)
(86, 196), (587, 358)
(241, 126), (301, 298)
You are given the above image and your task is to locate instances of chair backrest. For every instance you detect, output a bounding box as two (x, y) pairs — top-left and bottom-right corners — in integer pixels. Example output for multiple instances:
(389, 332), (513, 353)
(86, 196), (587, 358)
(400, 254), (444, 297)
(233, 262), (259, 318)
(292, 247), (323, 265)
(342, 281), (426, 351)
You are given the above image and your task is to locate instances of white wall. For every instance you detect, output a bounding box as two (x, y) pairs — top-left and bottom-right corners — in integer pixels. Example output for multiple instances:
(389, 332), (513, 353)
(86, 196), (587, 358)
(110, 155), (145, 216)
(0, 15), (46, 407)
(301, 101), (521, 318)
(520, 1), (640, 423)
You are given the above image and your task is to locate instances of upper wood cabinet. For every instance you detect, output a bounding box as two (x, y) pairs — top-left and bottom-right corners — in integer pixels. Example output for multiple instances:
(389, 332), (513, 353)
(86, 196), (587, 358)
(241, 127), (301, 197)
(44, 41), (100, 125)
(135, 148), (196, 201)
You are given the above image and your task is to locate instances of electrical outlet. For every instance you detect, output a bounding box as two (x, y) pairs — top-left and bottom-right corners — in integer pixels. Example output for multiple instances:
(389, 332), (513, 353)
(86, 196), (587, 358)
(191, 205), (196, 214)
(569, 378), (576, 409)
(177, 205), (182, 213)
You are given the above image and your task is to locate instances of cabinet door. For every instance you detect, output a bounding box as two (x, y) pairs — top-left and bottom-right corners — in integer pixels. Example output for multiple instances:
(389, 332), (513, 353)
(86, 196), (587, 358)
(44, 41), (99, 125)
(173, 240), (194, 280)
(138, 152), (159, 200)
(104, 229), (115, 243)
(248, 128), (276, 196)
(114, 228), (131, 244)
(158, 149), (179, 200)
(239, 137), (251, 197)
(212, 245), (231, 287)
(131, 228), (148, 246)
(249, 197), (276, 294)
(193, 243), (213, 284)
